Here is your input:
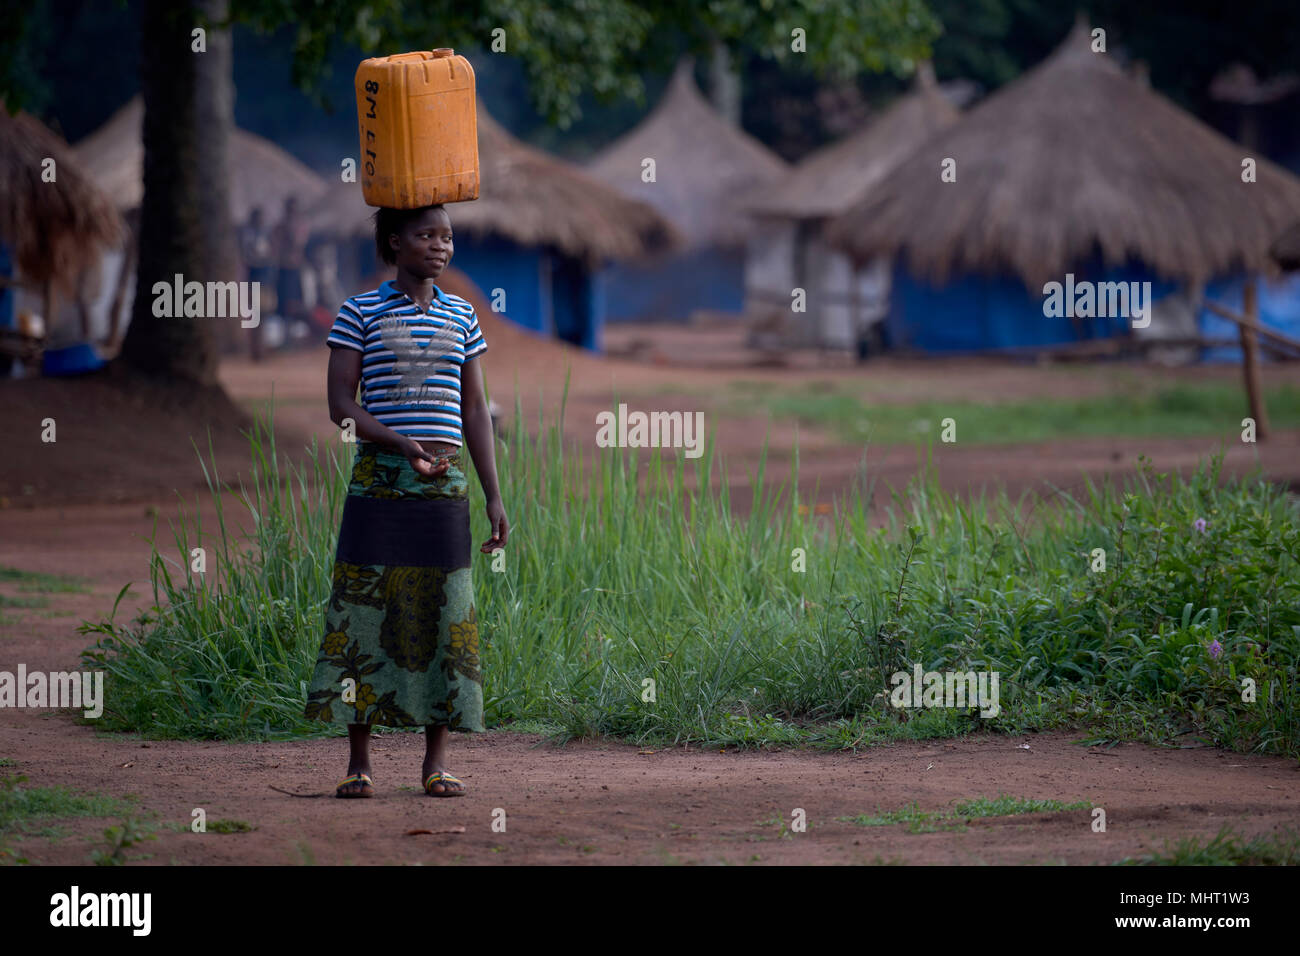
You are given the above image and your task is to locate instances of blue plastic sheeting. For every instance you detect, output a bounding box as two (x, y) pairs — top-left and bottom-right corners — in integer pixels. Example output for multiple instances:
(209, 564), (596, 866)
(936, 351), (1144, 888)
(889, 254), (1300, 358)
(452, 234), (602, 351)
(452, 235), (547, 335)
(551, 254), (595, 349)
(42, 342), (106, 376)
(1199, 274), (1300, 363)
(0, 242), (13, 330)
(886, 260), (1165, 352)
(600, 247), (745, 322)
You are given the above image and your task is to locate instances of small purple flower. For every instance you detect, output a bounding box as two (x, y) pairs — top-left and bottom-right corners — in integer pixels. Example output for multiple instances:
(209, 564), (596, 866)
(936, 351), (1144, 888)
(1208, 640), (1222, 659)
(1194, 518), (1207, 534)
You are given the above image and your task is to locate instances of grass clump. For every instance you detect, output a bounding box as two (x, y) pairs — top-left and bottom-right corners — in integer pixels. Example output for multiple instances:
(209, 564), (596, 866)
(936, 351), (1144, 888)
(953, 795), (1091, 818)
(842, 794), (1090, 833)
(1116, 826), (1300, 865)
(0, 565), (91, 594)
(0, 773), (138, 855)
(207, 819), (256, 834)
(89, 818), (156, 866)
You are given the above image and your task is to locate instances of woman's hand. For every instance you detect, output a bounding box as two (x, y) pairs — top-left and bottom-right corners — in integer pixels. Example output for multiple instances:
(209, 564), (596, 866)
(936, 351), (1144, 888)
(481, 495), (509, 553)
(400, 437), (449, 478)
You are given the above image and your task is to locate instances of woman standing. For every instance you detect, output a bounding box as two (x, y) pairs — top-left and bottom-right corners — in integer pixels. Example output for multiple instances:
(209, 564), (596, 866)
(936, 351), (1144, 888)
(305, 203), (508, 798)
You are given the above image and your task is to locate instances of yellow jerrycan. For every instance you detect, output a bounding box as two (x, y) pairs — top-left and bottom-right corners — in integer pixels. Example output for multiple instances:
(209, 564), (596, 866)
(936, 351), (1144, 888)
(354, 48), (479, 208)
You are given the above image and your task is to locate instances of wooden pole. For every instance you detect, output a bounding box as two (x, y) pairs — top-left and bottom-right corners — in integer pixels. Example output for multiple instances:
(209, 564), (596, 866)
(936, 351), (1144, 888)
(1239, 278), (1270, 440)
(1204, 299), (1300, 354)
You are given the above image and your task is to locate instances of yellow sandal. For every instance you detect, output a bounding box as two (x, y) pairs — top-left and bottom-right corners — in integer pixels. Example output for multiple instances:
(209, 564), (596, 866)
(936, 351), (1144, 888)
(336, 773), (375, 798)
(424, 771), (466, 797)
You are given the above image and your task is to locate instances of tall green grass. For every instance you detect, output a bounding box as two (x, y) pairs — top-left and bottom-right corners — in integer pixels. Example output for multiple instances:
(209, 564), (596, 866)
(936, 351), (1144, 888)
(79, 422), (348, 739)
(80, 381), (1300, 755)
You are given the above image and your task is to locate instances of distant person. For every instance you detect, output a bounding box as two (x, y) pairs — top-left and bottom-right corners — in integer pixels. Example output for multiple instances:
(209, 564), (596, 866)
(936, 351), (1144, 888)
(306, 239), (344, 336)
(238, 206), (275, 360)
(272, 196), (311, 346)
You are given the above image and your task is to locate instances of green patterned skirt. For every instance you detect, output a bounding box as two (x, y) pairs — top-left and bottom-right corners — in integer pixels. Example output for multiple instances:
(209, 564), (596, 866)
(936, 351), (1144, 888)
(304, 441), (484, 731)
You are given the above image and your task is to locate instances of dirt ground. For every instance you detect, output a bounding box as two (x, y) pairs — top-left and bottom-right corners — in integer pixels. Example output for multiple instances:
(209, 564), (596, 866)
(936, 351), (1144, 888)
(6, 717), (1299, 865)
(2, 321), (1299, 864)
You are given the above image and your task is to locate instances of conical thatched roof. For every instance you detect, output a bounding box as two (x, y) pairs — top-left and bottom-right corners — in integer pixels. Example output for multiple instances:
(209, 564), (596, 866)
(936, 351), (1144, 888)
(0, 110), (124, 288)
(825, 21), (1300, 289)
(586, 58), (789, 248)
(745, 66), (958, 219)
(75, 96), (328, 222)
(309, 99), (679, 265)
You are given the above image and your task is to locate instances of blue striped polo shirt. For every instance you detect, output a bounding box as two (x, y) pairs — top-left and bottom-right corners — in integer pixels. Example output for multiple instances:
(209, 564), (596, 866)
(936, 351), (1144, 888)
(325, 279), (488, 446)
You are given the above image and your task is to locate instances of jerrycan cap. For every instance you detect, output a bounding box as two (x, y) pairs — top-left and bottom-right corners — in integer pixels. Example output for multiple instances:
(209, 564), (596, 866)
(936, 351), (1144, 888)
(431, 48), (455, 58)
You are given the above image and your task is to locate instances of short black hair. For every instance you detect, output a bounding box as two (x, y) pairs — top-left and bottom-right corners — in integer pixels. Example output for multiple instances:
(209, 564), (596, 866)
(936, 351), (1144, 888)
(373, 204), (448, 265)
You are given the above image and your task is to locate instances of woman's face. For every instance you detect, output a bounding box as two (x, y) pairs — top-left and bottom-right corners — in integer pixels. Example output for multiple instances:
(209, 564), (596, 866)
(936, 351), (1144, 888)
(390, 207), (453, 279)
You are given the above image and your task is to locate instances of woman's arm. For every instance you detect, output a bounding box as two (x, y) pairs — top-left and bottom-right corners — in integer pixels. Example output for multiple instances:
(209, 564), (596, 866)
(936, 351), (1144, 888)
(326, 346), (440, 474)
(461, 356), (509, 552)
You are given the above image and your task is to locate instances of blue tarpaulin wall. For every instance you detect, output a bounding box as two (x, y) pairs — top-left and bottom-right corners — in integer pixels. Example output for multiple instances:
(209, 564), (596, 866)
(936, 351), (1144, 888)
(600, 247), (745, 322)
(888, 255), (1300, 359)
(1199, 274), (1300, 363)
(453, 235), (602, 351)
(887, 260), (1156, 351)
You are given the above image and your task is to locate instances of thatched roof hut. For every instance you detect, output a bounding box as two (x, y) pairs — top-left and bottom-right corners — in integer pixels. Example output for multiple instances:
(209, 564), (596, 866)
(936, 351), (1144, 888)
(744, 65), (958, 220)
(75, 96), (327, 222)
(0, 110), (124, 288)
(309, 100), (678, 265)
(825, 21), (1300, 290)
(586, 58), (789, 248)
(738, 67), (958, 352)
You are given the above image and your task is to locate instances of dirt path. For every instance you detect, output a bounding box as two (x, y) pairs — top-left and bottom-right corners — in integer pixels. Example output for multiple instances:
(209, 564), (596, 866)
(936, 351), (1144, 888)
(5, 711), (1297, 865)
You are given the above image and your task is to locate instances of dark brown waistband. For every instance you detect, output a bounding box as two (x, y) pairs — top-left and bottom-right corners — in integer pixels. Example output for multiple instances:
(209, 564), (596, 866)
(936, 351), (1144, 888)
(358, 440), (460, 458)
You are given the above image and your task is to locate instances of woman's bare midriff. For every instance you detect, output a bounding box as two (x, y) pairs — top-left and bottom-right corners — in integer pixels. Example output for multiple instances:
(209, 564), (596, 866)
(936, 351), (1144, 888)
(415, 439), (459, 455)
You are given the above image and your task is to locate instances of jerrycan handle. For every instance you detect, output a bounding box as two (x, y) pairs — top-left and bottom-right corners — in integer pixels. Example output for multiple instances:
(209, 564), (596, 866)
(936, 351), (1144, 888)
(385, 49), (454, 63)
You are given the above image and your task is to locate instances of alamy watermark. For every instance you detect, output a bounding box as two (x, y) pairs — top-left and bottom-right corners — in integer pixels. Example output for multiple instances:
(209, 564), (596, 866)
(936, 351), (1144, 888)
(50, 886), (150, 936)
(1042, 273), (1151, 329)
(889, 664), (1000, 718)
(0, 665), (104, 718)
(595, 403), (705, 459)
(152, 274), (260, 328)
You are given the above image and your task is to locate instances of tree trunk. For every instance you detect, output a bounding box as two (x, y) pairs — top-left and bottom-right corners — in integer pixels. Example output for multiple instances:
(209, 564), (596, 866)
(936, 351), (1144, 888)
(1239, 278), (1270, 441)
(117, 0), (232, 385)
(195, 0), (239, 357)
